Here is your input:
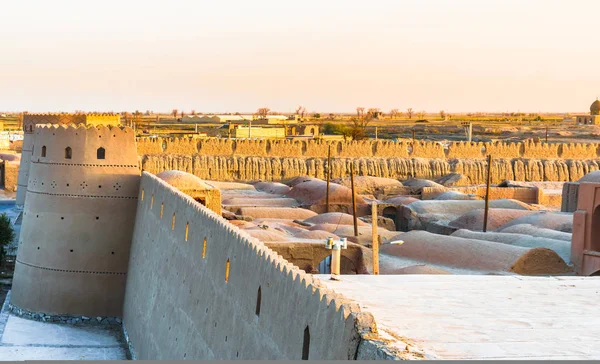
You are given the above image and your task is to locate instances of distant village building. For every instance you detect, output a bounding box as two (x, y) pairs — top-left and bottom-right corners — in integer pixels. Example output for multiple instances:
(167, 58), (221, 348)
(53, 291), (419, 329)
(574, 98), (600, 125)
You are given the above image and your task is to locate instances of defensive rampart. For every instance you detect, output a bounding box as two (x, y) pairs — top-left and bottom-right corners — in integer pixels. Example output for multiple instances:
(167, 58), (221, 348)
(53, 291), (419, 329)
(11, 124), (140, 317)
(137, 137), (600, 160)
(122, 173), (405, 360)
(16, 113), (121, 206)
(140, 154), (600, 184)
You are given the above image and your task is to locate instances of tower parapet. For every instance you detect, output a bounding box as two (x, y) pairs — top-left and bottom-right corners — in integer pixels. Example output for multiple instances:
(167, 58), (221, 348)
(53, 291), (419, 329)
(16, 113), (121, 206)
(11, 124), (140, 317)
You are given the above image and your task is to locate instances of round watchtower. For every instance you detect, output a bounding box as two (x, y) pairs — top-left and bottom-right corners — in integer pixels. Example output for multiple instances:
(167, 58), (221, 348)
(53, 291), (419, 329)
(15, 113), (121, 207)
(11, 124), (139, 317)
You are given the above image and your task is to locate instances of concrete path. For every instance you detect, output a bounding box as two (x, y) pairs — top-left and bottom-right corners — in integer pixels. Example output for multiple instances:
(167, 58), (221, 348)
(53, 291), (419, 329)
(0, 292), (127, 360)
(316, 275), (600, 360)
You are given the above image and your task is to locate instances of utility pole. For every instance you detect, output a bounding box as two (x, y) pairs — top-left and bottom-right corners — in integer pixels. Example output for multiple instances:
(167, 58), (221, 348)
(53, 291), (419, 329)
(372, 202), (379, 275)
(483, 154), (492, 232)
(350, 162), (358, 237)
(326, 145), (331, 213)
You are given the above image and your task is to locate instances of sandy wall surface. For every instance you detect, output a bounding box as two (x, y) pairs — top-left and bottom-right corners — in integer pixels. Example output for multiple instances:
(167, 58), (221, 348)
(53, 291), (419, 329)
(137, 138), (600, 160)
(140, 155), (600, 184)
(122, 172), (409, 360)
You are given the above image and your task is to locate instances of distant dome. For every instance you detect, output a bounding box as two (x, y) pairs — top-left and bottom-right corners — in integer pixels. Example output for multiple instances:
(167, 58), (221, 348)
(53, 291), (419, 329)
(156, 170), (216, 191)
(591, 99), (600, 115)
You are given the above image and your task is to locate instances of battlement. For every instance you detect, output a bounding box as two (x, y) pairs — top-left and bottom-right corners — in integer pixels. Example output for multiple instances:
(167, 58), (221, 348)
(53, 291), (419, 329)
(23, 113), (121, 132)
(122, 172), (398, 359)
(31, 124), (138, 166)
(137, 137), (600, 160)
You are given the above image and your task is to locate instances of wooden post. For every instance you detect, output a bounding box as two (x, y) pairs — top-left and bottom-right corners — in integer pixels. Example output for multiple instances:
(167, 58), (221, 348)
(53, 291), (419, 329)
(483, 154), (492, 232)
(372, 202), (379, 275)
(326, 145), (331, 213)
(412, 129), (415, 142)
(545, 126), (548, 143)
(350, 162), (358, 237)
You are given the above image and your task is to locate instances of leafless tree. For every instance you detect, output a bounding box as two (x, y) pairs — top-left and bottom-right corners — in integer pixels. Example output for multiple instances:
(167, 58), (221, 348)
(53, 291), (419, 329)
(367, 108), (381, 119)
(350, 117), (371, 141)
(180, 111), (185, 118)
(296, 106), (306, 119)
(406, 108), (413, 119)
(172, 109), (178, 119)
(356, 107), (365, 118)
(389, 109), (399, 119)
(439, 110), (446, 119)
(256, 108), (270, 119)
(17, 112), (24, 130)
(191, 110), (196, 116)
(417, 110), (426, 120)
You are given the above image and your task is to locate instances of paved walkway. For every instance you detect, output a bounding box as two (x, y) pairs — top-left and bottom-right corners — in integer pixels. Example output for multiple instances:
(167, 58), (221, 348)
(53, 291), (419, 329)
(0, 292), (127, 360)
(317, 275), (600, 360)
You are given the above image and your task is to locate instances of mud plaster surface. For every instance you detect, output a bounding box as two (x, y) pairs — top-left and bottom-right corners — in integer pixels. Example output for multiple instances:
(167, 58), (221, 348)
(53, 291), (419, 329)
(317, 275), (600, 360)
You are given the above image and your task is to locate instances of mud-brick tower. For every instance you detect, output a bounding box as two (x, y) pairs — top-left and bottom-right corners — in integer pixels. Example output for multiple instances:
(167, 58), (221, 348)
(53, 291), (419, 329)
(11, 124), (140, 317)
(16, 113), (120, 207)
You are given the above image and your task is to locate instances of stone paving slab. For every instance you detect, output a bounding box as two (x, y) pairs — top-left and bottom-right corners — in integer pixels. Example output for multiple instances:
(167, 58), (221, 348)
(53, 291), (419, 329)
(0, 346), (127, 360)
(316, 274), (600, 360)
(0, 291), (127, 361)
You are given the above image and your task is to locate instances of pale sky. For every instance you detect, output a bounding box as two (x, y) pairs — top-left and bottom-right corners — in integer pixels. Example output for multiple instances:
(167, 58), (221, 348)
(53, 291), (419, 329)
(1, 0), (599, 113)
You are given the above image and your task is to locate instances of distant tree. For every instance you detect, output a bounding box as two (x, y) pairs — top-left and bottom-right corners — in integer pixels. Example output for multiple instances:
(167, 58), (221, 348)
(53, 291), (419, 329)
(296, 106), (307, 119)
(0, 213), (15, 265)
(349, 110), (374, 140)
(172, 109), (178, 119)
(367, 108), (381, 119)
(124, 112), (132, 126)
(406, 108), (413, 119)
(328, 113), (335, 120)
(180, 111), (185, 118)
(417, 110), (426, 120)
(356, 107), (365, 118)
(17, 112), (24, 130)
(439, 110), (446, 119)
(313, 113), (321, 119)
(389, 109), (399, 119)
(323, 123), (351, 137)
(256, 108), (270, 119)
(191, 110), (196, 116)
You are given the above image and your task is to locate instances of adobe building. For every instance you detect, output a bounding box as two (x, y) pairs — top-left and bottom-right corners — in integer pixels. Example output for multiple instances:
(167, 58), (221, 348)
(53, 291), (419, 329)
(11, 123), (140, 317)
(571, 182), (600, 275)
(574, 98), (600, 125)
(156, 170), (221, 215)
(16, 113), (120, 207)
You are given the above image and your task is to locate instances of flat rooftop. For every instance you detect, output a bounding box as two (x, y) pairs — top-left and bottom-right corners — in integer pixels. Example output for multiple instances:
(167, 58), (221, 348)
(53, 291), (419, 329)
(316, 274), (600, 360)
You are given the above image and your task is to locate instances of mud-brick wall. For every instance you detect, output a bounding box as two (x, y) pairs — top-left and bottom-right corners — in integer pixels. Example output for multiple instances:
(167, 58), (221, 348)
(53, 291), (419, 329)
(123, 173), (394, 360)
(140, 155), (600, 184)
(136, 137), (600, 160)
(3, 161), (19, 192)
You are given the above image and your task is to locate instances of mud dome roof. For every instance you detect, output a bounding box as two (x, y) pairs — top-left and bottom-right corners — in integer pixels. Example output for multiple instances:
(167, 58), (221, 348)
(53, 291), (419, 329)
(591, 98), (600, 115)
(156, 170), (216, 191)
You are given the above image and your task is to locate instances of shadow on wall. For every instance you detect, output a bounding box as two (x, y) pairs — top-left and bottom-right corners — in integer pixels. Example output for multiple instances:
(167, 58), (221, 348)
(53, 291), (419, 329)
(122, 172), (377, 360)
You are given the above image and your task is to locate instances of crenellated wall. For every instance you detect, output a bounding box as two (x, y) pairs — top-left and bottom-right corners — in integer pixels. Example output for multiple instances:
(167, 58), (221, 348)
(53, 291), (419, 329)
(140, 155), (600, 184)
(11, 124), (141, 317)
(16, 113), (121, 206)
(136, 137), (600, 160)
(122, 173), (401, 360)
